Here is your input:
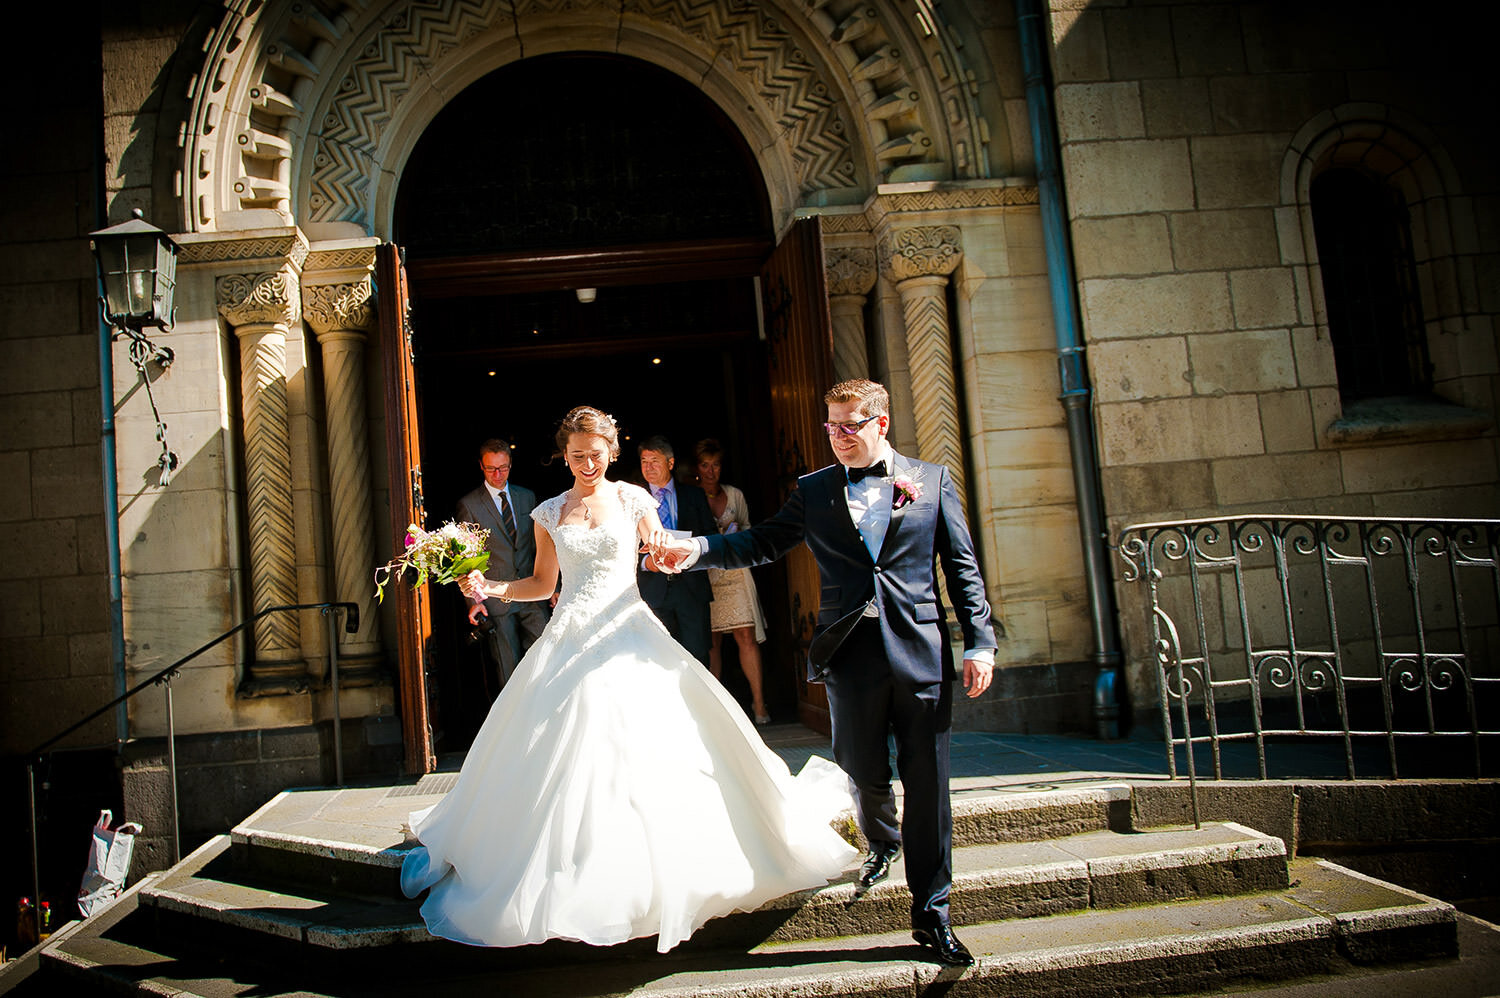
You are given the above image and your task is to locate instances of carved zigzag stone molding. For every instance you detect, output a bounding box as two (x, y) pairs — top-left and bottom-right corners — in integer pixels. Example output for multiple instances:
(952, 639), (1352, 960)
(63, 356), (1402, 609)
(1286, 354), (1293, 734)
(182, 0), (989, 230)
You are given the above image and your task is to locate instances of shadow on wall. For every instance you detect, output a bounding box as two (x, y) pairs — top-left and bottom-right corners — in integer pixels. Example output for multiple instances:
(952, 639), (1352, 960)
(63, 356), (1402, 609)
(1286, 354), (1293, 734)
(112, 6), (221, 230)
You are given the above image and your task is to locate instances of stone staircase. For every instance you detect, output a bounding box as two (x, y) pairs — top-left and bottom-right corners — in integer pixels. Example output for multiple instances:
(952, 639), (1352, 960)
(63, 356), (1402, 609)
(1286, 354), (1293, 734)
(12, 780), (1459, 997)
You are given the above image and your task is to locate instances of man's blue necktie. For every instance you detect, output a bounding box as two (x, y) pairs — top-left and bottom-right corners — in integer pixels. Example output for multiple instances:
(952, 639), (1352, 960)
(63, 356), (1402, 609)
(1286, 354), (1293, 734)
(656, 488), (674, 530)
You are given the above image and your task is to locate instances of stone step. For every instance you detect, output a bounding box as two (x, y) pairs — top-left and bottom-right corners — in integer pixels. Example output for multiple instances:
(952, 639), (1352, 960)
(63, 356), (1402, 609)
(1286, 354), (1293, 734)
(139, 821), (1287, 952)
(224, 780), (1138, 899)
(950, 782), (1133, 846)
(39, 859), (1457, 998)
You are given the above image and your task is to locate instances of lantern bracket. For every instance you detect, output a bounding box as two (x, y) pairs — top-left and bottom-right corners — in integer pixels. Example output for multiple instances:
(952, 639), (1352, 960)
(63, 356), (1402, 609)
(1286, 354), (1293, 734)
(101, 300), (180, 487)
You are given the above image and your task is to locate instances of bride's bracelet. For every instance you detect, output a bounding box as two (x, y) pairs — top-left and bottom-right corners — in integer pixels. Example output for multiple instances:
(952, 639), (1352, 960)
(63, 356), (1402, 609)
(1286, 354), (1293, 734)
(495, 583), (512, 603)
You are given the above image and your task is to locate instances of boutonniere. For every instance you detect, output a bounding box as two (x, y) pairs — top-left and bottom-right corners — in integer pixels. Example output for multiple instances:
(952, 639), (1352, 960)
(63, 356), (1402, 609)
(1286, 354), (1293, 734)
(892, 474), (923, 510)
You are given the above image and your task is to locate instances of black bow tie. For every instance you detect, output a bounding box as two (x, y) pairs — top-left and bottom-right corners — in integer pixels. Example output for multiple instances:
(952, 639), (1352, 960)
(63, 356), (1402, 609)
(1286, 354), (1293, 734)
(848, 461), (887, 483)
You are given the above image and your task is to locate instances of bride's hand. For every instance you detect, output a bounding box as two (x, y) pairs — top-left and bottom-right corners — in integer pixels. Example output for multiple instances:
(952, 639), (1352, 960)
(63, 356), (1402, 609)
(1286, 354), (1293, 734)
(639, 526), (671, 558)
(653, 537), (694, 574)
(458, 570), (488, 599)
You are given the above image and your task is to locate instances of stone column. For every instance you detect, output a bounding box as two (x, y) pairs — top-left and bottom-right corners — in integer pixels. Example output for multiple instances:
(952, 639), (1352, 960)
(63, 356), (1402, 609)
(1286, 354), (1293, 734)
(302, 266), (383, 672)
(218, 269), (305, 694)
(825, 246), (878, 384)
(878, 225), (966, 500)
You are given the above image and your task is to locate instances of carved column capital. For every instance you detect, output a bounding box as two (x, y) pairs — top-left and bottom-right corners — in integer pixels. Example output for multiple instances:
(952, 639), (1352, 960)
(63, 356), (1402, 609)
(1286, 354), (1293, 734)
(217, 270), (300, 328)
(303, 280), (375, 338)
(878, 225), (963, 283)
(825, 247), (878, 298)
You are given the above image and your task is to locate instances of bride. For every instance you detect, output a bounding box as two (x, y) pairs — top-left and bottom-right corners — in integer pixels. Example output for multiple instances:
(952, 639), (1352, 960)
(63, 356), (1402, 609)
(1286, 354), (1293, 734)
(400, 405), (857, 952)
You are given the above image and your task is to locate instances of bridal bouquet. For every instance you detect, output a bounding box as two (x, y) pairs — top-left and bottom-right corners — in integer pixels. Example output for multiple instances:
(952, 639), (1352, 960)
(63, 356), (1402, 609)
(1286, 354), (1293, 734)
(374, 521), (490, 602)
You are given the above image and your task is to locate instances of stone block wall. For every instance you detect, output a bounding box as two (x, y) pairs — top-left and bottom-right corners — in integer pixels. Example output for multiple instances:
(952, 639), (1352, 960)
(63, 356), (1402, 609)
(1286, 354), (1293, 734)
(1, 14), (116, 758)
(1046, 0), (1500, 714)
(121, 715), (405, 876)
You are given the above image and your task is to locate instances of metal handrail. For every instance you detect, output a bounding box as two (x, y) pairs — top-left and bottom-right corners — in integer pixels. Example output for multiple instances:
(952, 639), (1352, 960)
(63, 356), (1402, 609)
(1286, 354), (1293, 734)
(1117, 515), (1499, 827)
(24, 600), (359, 937)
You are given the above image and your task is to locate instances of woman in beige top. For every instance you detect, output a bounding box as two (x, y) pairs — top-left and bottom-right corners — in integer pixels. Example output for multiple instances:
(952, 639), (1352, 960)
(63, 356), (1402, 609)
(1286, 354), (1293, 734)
(694, 439), (769, 724)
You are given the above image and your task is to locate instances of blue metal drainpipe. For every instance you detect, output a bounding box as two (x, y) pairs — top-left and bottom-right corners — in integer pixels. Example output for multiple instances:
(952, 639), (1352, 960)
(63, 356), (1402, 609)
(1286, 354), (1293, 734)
(1017, 0), (1124, 738)
(95, 115), (128, 745)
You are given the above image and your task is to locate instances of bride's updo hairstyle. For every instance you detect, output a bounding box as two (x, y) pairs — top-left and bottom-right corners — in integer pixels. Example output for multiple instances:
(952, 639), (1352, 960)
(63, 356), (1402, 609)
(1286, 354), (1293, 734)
(556, 405), (621, 461)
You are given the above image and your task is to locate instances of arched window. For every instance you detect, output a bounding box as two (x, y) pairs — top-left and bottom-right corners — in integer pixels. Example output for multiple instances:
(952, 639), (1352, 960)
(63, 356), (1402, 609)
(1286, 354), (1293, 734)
(1309, 167), (1431, 402)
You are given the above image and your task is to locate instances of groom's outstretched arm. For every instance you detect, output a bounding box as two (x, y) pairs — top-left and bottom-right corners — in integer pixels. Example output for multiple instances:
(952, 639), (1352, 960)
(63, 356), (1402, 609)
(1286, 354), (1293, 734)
(656, 483), (811, 572)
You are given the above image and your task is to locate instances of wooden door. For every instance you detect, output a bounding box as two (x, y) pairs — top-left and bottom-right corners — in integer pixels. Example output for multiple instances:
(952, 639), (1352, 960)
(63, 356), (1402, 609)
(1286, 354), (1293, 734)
(377, 243), (437, 775)
(759, 218), (835, 734)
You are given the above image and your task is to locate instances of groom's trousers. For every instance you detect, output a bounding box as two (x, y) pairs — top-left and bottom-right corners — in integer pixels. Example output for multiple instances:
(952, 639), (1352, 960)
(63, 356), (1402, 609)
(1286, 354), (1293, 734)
(824, 618), (954, 929)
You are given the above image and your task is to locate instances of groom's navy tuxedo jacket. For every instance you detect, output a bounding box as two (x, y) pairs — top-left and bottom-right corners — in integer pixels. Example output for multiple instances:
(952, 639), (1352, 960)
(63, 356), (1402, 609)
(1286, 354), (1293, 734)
(699, 453), (996, 684)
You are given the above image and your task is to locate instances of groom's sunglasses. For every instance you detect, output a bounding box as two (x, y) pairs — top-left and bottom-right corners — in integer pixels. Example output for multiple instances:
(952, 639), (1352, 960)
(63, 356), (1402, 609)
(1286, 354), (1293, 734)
(823, 415), (878, 437)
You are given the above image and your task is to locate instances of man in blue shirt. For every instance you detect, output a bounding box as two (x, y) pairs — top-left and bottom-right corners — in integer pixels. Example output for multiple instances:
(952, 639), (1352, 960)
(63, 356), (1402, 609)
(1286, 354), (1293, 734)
(636, 435), (716, 666)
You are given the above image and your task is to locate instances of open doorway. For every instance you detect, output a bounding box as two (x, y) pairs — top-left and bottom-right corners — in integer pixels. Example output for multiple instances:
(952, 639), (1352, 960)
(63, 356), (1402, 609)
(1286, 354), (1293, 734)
(412, 278), (799, 751)
(390, 52), (812, 754)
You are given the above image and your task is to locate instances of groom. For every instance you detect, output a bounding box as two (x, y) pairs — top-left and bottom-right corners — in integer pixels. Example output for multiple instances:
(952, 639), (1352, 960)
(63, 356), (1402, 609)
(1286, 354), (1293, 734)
(656, 379), (996, 965)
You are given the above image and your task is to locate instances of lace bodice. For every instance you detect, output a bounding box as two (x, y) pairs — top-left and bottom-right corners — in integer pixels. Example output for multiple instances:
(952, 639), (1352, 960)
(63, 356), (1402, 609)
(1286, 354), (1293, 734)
(532, 483), (656, 618)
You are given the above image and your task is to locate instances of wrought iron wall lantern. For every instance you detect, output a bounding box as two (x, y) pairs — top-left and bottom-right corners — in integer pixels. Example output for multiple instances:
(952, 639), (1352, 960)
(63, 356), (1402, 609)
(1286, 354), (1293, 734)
(89, 209), (180, 484)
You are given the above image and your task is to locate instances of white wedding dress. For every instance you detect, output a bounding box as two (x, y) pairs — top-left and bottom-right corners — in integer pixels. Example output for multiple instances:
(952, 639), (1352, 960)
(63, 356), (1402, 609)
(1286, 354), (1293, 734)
(400, 483), (856, 952)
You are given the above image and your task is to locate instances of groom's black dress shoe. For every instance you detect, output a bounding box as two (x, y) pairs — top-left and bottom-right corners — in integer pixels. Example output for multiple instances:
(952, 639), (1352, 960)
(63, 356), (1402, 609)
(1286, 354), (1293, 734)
(912, 924), (975, 967)
(855, 843), (900, 891)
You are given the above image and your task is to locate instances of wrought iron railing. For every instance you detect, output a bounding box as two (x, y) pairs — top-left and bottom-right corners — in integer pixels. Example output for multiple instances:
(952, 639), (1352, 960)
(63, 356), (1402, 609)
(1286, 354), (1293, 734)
(1117, 516), (1499, 825)
(22, 601), (358, 938)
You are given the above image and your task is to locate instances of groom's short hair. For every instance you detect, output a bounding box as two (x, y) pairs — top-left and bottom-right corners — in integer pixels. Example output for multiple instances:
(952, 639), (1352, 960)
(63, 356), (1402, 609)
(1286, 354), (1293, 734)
(824, 379), (889, 418)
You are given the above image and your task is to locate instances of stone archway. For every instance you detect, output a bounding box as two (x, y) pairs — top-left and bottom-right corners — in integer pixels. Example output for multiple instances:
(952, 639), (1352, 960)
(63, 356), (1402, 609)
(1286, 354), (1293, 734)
(170, 0), (1036, 732)
(180, 0), (995, 238)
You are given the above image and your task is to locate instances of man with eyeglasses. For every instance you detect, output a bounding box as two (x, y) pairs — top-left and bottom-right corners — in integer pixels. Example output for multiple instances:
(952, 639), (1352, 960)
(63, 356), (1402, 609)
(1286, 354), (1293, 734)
(457, 439), (549, 693)
(654, 378), (996, 966)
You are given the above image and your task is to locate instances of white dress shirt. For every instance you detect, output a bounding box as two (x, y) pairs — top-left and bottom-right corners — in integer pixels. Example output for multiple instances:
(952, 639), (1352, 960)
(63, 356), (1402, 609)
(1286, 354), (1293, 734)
(845, 463), (893, 562)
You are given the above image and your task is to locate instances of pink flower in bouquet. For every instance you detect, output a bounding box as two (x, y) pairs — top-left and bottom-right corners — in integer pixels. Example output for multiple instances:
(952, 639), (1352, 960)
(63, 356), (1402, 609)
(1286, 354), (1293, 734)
(374, 520), (491, 602)
(892, 474), (923, 509)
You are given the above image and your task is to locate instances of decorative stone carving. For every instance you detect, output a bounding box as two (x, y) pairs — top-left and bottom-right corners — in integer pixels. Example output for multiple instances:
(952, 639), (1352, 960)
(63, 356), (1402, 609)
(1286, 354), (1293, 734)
(302, 270), (383, 669)
(877, 225), (963, 284)
(865, 184), (1040, 226)
(178, 232), (309, 269)
(878, 226), (966, 502)
(300, 0), (870, 224)
(825, 246), (878, 383)
(217, 272), (298, 327)
(825, 246), (877, 298)
(303, 281), (374, 337)
(218, 269), (304, 691)
(183, 0), (996, 231)
(819, 212), (876, 234)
